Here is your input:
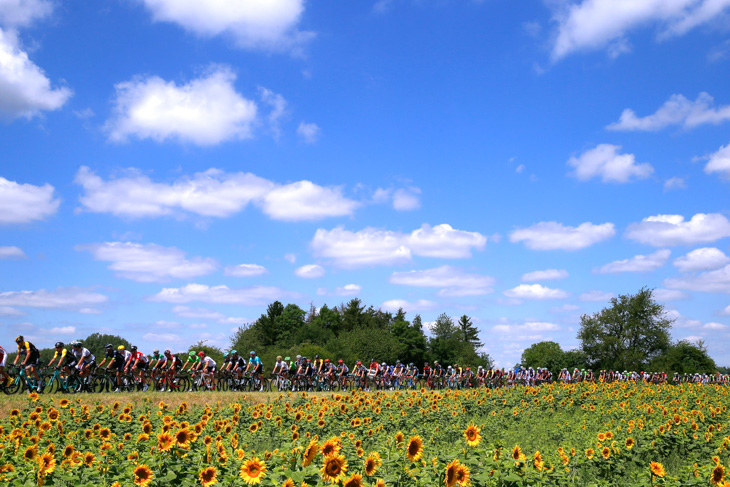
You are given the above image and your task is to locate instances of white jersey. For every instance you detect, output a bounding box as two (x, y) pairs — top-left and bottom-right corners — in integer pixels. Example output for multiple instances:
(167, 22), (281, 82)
(202, 356), (216, 368)
(73, 347), (95, 363)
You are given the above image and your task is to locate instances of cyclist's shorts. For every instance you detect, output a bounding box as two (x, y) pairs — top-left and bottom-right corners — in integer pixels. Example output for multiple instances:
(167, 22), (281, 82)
(205, 365), (217, 373)
(26, 353), (40, 367)
(111, 357), (125, 370)
(0, 352), (6, 367)
(136, 361), (148, 370)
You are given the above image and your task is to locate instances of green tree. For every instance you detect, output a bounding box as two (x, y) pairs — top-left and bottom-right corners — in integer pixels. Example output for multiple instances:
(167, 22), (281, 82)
(649, 339), (716, 374)
(521, 341), (565, 375)
(187, 340), (224, 368)
(457, 315), (482, 349)
(81, 333), (133, 358)
(577, 288), (673, 371)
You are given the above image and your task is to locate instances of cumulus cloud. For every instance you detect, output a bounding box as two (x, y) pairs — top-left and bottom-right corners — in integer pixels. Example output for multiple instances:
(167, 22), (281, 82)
(492, 321), (561, 335)
(224, 264), (268, 277)
(171, 305), (246, 325)
(260, 181), (360, 221)
(372, 186), (422, 211)
(0, 306), (25, 316)
(75, 166), (359, 222)
(76, 241), (218, 283)
(311, 224), (487, 268)
(567, 144), (653, 183)
(720, 305), (730, 316)
(105, 67), (257, 146)
(550, 0), (730, 60)
(0, 0), (53, 28)
(139, 0), (313, 53)
(663, 177), (687, 192)
(318, 284), (362, 297)
(259, 86), (287, 140)
(297, 122), (320, 144)
(665, 264), (730, 293)
(653, 289), (689, 301)
(390, 266), (495, 297)
(607, 93), (730, 131)
(625, 213), (730, 247)
(703, 322), (728, 330)
(596, 249), (671, 274)
(0, 28), (71, 120)
(150, 283), (298, 305)
(0, 176), (60, 224)
(579, 290), (614, 302)
(674, 247), (730, 272)
(521, 269), (569, 282)
(704, 143), (730, 180)
(0, 245), (25, 259)
(504, 284), (569, 300)
(510, 221), (615, 251)
(380, 299), (438, 313)
(0, 287), (107, 312)
(295, 264), (326, 278)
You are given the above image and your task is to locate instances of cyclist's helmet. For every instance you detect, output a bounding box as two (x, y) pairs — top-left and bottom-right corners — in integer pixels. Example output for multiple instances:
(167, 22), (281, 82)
(338, 359), (343, 364)
(424, 362), (429, 366)
(164, 350), (171, 356)
(315, 354), (320, 359)
(370, 358), (375, 363)
(434, 361), (439, 364)
(356, 361), (362, 365)
(189, 351), (196, 357)
(324, 359), (329, 363)
(306, 358), (311, 363)
(130, 345), (137, 352)
(466, 367), (470, 371)
(223, 352), (229, 358)
(284, 356), (291, 361)
(15, 335), (24, 343)
(105, 343), (113, 350)
(55, 341), (64, 348)
(118, 345), (125, 350)
(276, 355), (282, 361)
(231, 350), (238, 355)
(198, 351), (206, 357)
(296, 355), (302, 359)
(73, 341), (82, 347)
(249, 350), (256, 355)
(153, 349), (159, 355)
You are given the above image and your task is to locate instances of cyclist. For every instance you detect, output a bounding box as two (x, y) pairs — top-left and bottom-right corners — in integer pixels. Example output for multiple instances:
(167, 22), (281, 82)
(313, 354), (324, 374)
(0, 343), (8, 387)
(126, 345), (150, 392)
(48, 342), (74, 380)
(322, 358), (336, 384)
(71, 341), (96, 391)
(159, 350), (181, 391)
(336, 359), (349, 384)
(245, 351), (264, 390)
(13, 336), (42, 392)
(272, 355), (287, 375)
(109, 345), (130, 392)
(230, 350), (246, 381)
(181, 351), (200, 377)
(149, 349), (164, 369)
(98, 344), (115, 369)
(195, 351), (217, 389)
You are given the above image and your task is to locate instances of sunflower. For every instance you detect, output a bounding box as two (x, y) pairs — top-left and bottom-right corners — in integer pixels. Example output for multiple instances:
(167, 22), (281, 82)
(625, 437), (635, 450)
(63, 445), (74, 458)
(445, 459), (461, 487)
(395, 432), (405, 444)
(364, 455), (379, 476)
(99, 428), (111, 440)
(455, 463), (471, 487)
(282, 480), (295, 487)
(321, 454), (348, 484)
(249, 423), (259, 433)
(83, 452), (96, 467)
(174, 429), (192, 449)
(38, 452), (56, 475)
(23, 446), (38, 461)
(240, 457), (267, 485)
(650, 462), (666, 478)
(59, 399), (70, 408)
(376, 480), (385, 487)
(321, 438), (341, 457)
(585, 448), (595, 460)
(199, 466), (218, 487)
(712, 464), (726, 485)
(406, 436), (424, 462)
(464, 424), (481, 447)
(303, 440), (319, 467)
(343, 473), (362, 487)
(511, 445), (525, 462)
(133, 464), (154, 487)
(601, 447), (610, 460)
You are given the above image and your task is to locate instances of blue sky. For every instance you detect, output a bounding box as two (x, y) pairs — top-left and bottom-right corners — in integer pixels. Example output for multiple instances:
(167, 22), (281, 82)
(1, 0), (730, 368)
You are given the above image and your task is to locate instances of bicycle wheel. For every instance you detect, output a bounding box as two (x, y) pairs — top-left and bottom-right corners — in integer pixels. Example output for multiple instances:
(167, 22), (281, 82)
(45, 376), (60, 394)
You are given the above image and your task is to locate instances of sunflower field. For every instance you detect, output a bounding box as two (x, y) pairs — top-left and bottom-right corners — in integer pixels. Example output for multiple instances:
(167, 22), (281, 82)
(2, 382), (730, 486)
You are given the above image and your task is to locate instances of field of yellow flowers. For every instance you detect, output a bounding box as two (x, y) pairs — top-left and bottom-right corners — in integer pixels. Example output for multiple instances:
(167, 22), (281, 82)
(2, 382), (730, 486)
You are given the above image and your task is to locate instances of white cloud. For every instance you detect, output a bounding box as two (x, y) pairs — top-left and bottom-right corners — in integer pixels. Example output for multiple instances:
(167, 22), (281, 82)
(284, 253), (296, 264)
(390, 266), (495, 297)
(297, 122), (320, 144)
(704, 143), (730, 179)
(625, 213), (730, 247)
(596, 249), (671, 274)
(295, 264), (326, 279)
(719, 305), (730, 316)
(567, 144), (653, 183)
(0, 176), (60, 224)
(0, 245), (25, 259)
(653, 289), (689, 301)
(510, 221), (615, 251)
(521, 269), (569, 282)
(105, 67), (257, 146)
(75, 166), (358, 222)
(40, 326), (76, 335)
(392, 187), (421, 211)
(381, 299), (438, 313)
(150, 283), (297, 305)
(551, 304), (581, 313)
(259, 86), (287, 140)
(76, 242), (218, 283)
(674, 247), (730, 272)
(224, 264), (268, 277)
(139, 0), (313, 53)
(579, 290), (614, 302)
(492, 321), (560, 335)
(666, 309), (702, 328)
(681, 335), (705, 342)
(261, 181), (360, 221)
(154, 320), (180, 329)
(663, 177), (687, 191)
(0, 28), (71, 120)
(171, 305), (246, 325)
(665, 264), (730, 293)
(142, 332), (184, 343)
(504, 284), (569, 300)
(0, 287), (107, 311)
(703, 322), (728, 330)
(550, 0), (730, 60)
(0, 0), (52, 28)
(0, 306), (24, 316)
(334, 284), (361, 296)
(607, 93), (730, 131)
(311, 224), (487, 268)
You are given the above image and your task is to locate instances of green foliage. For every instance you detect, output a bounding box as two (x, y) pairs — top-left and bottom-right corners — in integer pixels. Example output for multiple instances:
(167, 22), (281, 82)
(80, 333), (133, 358)
(187, 340), (224, 367)
(649, 339), (716, 374)
(521, 341), (568, 376)
(577, 287), (673, 371)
